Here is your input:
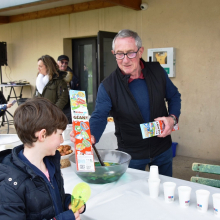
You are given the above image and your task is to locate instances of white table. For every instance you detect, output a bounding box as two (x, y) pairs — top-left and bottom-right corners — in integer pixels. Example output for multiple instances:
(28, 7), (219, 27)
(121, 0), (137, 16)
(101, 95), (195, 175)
(62, 167), (219, 220)
(0, 134), (22, 150)
(0, 84), (31, 102)
(0, 134), (73, 151)
(0, 122), (116, 151)
(96, 122), (117, 150)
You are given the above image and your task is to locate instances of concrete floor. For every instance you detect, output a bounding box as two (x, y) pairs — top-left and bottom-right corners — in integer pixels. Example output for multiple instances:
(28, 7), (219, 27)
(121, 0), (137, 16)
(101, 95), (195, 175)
(1, 123), (220, 182)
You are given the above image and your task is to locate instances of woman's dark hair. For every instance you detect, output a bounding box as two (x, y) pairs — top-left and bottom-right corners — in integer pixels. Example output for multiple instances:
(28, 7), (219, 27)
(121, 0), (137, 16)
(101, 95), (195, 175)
(38, 55), (59, 80)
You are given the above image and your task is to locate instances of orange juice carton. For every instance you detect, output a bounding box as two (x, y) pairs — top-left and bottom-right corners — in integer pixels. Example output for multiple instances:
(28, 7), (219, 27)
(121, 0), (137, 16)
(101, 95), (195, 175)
(69, 90), (95, 172)
(140, 120), (179, 139)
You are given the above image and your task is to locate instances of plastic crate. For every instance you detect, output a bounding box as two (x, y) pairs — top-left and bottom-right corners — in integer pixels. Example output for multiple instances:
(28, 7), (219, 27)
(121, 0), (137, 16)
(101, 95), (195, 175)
(172, 142), (178, 157)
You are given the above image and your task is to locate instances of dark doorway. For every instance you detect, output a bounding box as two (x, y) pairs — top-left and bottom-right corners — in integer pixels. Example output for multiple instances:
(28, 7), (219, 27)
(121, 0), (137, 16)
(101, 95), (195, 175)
(97, 31), (117, 83)
(72, 31), (117, 114)
(72, 37), (97, 115)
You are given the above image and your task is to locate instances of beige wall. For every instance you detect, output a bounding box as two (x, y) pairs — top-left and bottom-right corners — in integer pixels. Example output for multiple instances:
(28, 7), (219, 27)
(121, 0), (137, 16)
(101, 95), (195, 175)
(0, 0), (220, 160)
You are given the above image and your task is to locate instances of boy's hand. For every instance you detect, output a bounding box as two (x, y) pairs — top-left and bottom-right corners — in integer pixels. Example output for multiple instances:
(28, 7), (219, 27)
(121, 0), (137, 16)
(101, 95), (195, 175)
(74, 210), (81, 220)
(78, 205), (85, 214)
(68, 202), (85, 214)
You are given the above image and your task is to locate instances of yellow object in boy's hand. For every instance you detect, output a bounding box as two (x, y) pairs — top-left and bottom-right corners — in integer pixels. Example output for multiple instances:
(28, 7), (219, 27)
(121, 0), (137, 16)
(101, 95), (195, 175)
(71, 182), (91, 213)
(72, 198), (85, 213)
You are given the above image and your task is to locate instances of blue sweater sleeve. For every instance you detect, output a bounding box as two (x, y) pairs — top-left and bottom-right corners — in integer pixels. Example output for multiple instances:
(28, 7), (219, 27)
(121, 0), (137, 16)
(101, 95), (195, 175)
(90, 83), (112, 143)
(64, 194), (71, 210)
(54, 210), (75, 220)
(0, 104), (7, 112)
(164, 70), (181, 119)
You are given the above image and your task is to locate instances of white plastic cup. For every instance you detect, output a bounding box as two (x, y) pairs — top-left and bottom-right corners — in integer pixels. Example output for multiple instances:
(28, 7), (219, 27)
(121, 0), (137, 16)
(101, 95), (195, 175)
(163, 182), (176, 203)
(148, 178), (161, 198)
(149, 165), (159, 179)
(212, 193), (220, 217)
(178, 186), (192, 207)
(196, 189), (210, 212)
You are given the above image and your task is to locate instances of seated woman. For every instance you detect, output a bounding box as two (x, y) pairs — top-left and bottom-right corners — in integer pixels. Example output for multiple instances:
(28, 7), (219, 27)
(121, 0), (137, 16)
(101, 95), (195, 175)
(35, 55), (69, 110)
(0, 103), (12, 113)
(0, 91), (12, 116)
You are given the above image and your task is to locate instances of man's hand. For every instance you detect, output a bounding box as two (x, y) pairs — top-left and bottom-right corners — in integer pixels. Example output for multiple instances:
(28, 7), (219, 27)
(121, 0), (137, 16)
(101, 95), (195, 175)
(154, 116), (174, 138)
(70, 131), (95, 144)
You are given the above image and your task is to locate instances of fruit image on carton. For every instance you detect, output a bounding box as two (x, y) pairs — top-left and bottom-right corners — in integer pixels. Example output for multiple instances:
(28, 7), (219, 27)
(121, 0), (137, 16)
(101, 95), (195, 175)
(140, 120), (179, 139)
(70, 90), (95, 172)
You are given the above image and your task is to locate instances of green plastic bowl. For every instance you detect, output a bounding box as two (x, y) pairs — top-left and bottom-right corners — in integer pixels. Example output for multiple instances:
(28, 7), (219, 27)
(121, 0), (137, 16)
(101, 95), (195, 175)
(69, 149), (131, 184)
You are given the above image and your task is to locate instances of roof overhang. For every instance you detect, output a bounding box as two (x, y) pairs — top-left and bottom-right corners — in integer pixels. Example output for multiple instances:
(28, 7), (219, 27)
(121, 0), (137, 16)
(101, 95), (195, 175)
(0, 0), (141, 24)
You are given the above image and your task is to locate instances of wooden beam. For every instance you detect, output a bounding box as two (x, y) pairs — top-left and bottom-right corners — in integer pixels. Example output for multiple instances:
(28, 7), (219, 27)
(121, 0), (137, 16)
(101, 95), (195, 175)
(96, 0), (141, 10)
(0, 16), (9, 24)
(8, 1), (116, 23)
(0, 0), (63, 13)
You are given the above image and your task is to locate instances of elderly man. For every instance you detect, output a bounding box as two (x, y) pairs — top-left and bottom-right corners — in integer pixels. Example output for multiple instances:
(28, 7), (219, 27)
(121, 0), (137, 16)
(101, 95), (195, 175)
(73, 29), (181, 177)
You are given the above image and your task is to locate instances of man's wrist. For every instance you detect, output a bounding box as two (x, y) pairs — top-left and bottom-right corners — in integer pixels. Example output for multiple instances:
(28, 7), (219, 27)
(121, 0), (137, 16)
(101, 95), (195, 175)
(169, 114), (177, 126)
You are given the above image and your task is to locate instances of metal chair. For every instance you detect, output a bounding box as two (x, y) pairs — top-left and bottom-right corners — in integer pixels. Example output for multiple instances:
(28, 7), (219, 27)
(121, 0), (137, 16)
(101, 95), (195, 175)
(191, 163), (220, 188)
(0, 91), (14, 134)
(0, 110), (14, 134)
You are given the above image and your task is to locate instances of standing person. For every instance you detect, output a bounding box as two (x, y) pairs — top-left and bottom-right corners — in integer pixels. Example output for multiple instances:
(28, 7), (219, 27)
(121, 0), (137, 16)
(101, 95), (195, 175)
(0, 97), (85, 219)
(57, 55), (80, 90)
(57, 55), (80, 124)
(35, 55), (69, 111)
(72, 29), (181, 177)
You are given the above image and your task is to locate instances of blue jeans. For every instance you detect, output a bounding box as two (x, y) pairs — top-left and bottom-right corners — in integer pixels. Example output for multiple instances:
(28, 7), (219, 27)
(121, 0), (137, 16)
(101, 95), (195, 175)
(129, 146), (173, 177)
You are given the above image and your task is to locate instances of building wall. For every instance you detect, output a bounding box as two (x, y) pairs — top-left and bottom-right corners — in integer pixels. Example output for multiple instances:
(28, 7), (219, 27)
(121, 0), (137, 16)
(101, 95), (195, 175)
(0, 0), (220, 160)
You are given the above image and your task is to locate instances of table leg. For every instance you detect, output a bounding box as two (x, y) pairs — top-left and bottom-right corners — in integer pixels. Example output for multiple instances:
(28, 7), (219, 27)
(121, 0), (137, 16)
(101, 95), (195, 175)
(12, 87), (18, 101)
(20, 86), (23, 98)
(7, 87), (13, 102)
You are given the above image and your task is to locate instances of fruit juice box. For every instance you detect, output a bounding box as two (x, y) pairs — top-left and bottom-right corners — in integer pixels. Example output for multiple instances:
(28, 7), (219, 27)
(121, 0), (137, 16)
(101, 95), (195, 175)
(69, 90), (95, 172)
(140, 120), (179, 139)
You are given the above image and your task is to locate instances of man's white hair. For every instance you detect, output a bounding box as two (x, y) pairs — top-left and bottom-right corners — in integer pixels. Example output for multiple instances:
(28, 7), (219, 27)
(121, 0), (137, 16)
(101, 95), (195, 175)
(112, 29), (142, 51)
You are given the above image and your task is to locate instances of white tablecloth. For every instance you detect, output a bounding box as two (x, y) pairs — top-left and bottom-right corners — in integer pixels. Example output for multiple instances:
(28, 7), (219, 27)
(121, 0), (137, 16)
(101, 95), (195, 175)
(0, 134), (22, 150)
(62, 167), (219, 220)
(0, 122), (116, 150)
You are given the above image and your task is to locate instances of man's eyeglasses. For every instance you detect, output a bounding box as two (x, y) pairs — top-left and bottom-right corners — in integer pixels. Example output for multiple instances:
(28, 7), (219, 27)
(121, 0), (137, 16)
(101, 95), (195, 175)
(61, 61), (68, 65)
(114, 48), (140, 60)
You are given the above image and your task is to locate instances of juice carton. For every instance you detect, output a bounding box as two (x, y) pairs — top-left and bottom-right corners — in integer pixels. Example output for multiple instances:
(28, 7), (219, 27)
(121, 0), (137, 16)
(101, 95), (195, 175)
(140, 120), (179, 139)
(70, 90), (95, 172)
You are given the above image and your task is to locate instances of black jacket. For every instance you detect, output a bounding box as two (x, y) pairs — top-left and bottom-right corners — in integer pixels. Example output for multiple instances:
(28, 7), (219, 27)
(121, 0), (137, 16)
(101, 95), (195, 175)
(66, 66), (80, 90)
(0, 145), (73, 220)
(102, 60), (172, 159)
